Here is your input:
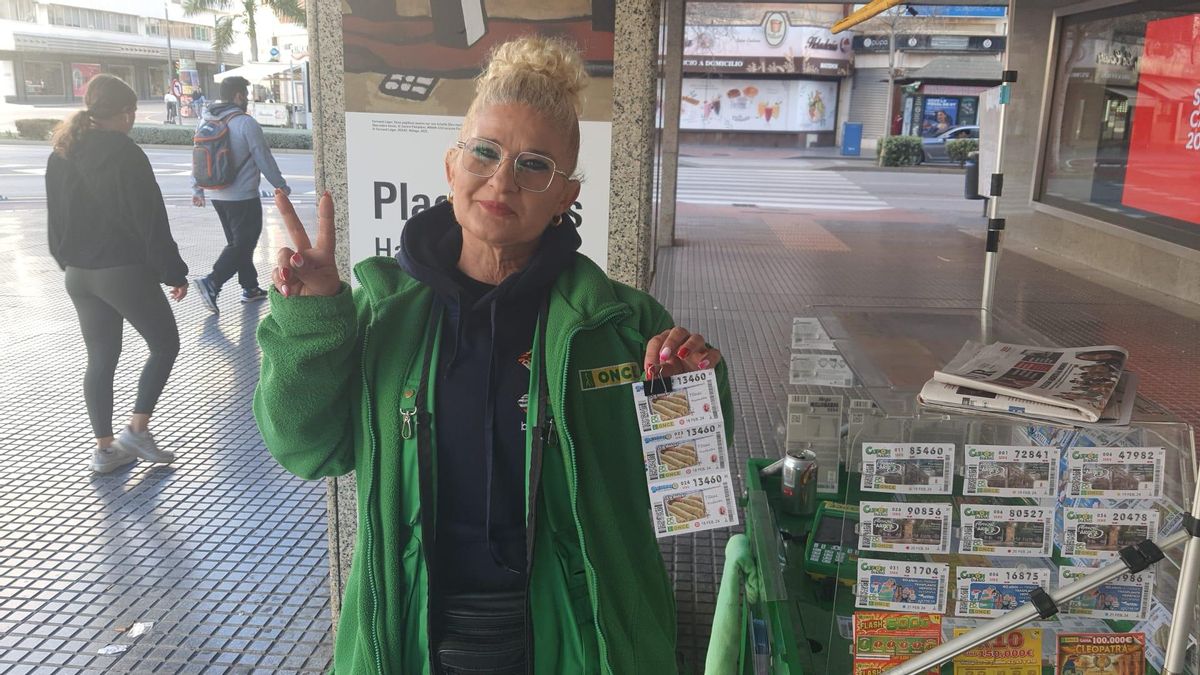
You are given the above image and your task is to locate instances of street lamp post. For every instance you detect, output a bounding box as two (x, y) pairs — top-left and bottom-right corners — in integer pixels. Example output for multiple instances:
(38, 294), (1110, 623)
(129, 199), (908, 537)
(163, 3), (175, 89)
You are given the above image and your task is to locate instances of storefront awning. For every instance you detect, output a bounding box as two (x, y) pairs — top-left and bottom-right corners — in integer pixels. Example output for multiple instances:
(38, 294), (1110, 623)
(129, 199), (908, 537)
(213, 62), (299, 83)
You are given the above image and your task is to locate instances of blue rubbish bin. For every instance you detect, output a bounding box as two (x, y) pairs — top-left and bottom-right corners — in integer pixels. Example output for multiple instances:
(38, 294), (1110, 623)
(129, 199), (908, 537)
(841, 123), (863, 156)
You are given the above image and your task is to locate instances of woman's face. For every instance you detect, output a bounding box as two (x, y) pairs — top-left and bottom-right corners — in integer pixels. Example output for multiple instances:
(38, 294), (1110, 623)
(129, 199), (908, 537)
(936, 111), (949, 123)
(445, 103), (581, 251)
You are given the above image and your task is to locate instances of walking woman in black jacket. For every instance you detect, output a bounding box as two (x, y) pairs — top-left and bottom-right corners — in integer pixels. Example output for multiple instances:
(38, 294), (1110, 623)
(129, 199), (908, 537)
(47, 74), (189, 473)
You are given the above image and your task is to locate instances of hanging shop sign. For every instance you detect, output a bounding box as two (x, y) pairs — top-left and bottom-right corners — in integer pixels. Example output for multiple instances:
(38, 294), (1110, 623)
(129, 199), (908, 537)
(683, 18), (854, 76)
(853, 35), (1005, 53)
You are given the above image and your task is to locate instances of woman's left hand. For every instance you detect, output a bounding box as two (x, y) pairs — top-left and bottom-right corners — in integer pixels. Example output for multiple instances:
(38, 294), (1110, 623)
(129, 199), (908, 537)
(644, 327), (722, 379)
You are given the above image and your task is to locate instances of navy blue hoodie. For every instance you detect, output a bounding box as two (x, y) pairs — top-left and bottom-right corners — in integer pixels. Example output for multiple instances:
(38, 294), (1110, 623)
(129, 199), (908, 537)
(396, 201), (581, 594)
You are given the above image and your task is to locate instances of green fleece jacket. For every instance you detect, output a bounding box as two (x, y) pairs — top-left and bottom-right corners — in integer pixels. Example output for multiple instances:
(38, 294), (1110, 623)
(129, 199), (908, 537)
(254, 254), (734, 674)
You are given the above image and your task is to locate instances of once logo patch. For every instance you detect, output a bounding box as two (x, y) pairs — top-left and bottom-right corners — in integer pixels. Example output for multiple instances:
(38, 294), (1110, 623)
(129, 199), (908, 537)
(579, 362), (640, 391)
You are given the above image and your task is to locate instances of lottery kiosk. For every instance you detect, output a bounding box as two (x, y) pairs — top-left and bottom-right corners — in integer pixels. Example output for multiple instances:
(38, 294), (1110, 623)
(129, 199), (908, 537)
(705, 309), (1200, 675)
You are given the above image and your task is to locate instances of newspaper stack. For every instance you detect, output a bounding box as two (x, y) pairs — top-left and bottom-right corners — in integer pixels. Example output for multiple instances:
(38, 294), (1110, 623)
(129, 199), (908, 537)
(918, 342), (1137, 425)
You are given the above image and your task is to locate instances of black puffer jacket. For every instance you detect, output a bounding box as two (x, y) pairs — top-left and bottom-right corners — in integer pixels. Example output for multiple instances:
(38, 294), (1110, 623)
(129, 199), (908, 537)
(46, 129), (188, 286)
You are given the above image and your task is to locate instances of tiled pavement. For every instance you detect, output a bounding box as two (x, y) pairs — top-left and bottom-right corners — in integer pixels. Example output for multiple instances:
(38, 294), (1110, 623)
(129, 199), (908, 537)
(2, 166), (1197, 673)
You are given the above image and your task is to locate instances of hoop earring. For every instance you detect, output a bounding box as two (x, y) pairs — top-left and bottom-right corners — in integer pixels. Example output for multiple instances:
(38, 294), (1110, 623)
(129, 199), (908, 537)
(550, 214), (562, 227)
(447, 193), (453, 204)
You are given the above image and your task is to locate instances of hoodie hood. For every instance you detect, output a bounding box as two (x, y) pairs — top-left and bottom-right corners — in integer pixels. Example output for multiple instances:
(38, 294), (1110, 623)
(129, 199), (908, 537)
(396, 200), (582, 311)
(72, 129), (136, 174)
(203, 101), (244, 120)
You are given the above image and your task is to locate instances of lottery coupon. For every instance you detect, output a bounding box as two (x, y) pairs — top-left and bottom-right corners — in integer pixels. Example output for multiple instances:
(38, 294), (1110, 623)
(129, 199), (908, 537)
(647, 474), (737, 536)
(963, 445), (1058, 498)
(1066, 447), (1165, 499)
(861, 443), (955, 494)
(632, 369), (722, 434)
(954, 566), (1051, 618)
(631, 369), (737, 539)
(856, 559), (949, 614)
(959, 505), (1054, 557)
(1062, 507), (1159, 560)
(1058, 566), (1153, 621)
(642, 424), (727, 481)
(858, 501), (952, 554)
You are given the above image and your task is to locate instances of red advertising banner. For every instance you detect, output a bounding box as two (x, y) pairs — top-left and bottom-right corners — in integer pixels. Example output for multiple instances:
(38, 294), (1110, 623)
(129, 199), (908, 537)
(70, 63), (100, 98)
(1120, 14), (1200, 225)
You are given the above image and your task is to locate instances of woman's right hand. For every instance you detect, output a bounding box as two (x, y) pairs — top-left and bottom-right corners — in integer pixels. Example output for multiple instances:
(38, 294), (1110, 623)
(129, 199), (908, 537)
(273, 189), (342, 297)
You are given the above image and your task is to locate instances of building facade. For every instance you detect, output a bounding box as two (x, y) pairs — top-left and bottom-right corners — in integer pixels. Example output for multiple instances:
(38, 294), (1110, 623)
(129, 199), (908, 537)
(0, 0), (239, 104)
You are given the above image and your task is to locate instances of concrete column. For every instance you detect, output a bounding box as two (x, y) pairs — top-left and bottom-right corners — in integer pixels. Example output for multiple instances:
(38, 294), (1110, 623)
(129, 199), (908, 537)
(308, 0), (354, 623)
(655, 0), (685, 250)
(306, 0), (665, 626)
(606, 0), (663, 291)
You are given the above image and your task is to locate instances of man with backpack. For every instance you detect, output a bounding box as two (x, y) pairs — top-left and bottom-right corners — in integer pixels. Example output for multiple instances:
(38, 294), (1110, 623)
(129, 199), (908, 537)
(190, 76), (290, 312)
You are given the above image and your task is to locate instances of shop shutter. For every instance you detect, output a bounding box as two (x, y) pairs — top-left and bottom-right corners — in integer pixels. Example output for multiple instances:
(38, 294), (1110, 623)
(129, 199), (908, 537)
(848, 67), (891, 139)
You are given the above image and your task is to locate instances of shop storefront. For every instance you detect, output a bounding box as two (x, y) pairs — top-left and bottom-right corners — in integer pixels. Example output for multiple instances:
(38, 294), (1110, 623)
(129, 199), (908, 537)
(1037, 2), (1200, 251)
(678, 11), (854, 147)
(987, 0), (1199, 306)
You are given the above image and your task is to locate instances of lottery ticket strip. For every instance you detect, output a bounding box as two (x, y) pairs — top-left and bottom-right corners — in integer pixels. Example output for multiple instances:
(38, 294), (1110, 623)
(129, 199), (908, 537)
(713, 307), (1199, 675)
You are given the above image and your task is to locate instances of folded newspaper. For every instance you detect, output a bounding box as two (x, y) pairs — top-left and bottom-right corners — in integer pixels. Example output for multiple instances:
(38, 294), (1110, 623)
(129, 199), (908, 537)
(918, 342), (1135, 425)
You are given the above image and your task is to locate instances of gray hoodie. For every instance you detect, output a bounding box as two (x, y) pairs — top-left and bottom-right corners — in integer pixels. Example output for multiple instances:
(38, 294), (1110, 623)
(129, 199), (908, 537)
(192, 102), (290, 202)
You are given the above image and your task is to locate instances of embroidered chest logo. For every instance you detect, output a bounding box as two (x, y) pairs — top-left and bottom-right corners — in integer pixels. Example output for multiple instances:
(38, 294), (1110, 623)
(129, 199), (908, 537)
(579, 362), (640, 391)
(518, 350), (532, 414)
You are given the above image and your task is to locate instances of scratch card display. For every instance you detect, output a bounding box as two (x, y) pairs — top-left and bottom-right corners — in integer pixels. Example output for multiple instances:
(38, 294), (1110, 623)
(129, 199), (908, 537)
(951, 628), (1042, 675)
(1057, 633), (1146, 675)
(954, 566), (1051, 618)
(858, 501), (952, 554)
(1058, 566), (1153, 621)
(959, 505), (1054, 557)
(963, 445), (1058, 498)
(856, 559), (949, 614)
(1062, 507), (1159, 560)
(861, 443), (955, 494)
(1066, 447), (1165, 499)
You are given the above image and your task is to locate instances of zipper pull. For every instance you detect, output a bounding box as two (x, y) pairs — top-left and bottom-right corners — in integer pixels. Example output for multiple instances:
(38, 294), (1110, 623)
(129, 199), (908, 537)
(400, 407), (417, 440)
(542, 418), (555, 445)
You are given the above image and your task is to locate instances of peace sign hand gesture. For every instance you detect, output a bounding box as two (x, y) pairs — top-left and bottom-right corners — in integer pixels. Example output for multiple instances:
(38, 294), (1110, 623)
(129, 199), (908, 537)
(273, 189), (342, 298)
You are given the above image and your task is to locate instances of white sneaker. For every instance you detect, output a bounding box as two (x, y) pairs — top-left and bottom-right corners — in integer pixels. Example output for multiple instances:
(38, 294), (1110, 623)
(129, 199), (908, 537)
(114, 427), (175, 464)
(90, 444), (137, 473)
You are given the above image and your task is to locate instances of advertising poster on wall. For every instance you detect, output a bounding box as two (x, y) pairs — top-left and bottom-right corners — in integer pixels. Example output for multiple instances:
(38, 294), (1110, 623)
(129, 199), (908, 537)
(341, 0), (616, 271)
(680, 77), (836, 133)
(1120, 14), (1200, 226)
(70, 63), (100, 97)
(919, 97), (959, 137)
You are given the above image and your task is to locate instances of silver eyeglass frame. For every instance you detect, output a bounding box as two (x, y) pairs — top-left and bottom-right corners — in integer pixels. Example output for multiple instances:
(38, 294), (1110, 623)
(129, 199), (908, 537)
(454, 138), (572, 193)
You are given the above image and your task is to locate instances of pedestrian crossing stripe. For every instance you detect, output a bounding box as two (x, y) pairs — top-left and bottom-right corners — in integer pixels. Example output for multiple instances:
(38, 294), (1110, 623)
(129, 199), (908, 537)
(674, 167), (889, 211)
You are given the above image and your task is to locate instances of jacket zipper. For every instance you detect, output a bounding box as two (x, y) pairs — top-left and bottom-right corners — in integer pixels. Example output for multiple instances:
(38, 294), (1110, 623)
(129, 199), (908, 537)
(557, 306), (629, 675)
(358, 320), (387, 675)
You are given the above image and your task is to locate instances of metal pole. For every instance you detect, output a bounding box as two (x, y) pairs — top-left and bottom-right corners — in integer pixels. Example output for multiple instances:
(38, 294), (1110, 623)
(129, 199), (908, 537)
(164, 2), (175, 85)
(885, 529), (1193, 675)
(1163, 469), (1200, 674)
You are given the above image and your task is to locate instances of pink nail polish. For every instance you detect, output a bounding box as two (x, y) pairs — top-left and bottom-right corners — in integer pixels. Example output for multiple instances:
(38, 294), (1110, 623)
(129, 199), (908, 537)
(279, 267), (292, 282)
(659, 347), (672, 362)
(698, 359), (711, 369)
(280, 284), (290, 297)
(291, 253), (304, 267)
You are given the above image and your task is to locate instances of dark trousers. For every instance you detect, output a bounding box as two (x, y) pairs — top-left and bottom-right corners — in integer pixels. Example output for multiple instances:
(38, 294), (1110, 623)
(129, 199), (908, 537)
(66, 265), (180, 438)
(209, 198), (263, 291)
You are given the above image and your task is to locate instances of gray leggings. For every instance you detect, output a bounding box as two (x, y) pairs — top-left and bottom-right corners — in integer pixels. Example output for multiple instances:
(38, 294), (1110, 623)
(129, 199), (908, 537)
(66, 265), (180, 438)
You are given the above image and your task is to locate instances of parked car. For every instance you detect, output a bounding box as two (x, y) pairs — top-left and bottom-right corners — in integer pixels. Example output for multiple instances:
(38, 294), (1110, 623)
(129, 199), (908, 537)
(921, 125), (979, 163)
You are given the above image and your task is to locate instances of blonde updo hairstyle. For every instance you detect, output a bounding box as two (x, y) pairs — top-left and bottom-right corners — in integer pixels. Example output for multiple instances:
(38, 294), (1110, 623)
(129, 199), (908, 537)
(463, 35), (589, 175)
(52, 73), (137, 157)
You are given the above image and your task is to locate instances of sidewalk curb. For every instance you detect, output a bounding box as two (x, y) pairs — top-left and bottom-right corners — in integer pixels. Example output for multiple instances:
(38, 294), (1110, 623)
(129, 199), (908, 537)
(835, 164), (965, 174)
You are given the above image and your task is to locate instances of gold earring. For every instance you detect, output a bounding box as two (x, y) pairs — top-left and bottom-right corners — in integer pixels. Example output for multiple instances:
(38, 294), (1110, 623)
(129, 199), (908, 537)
(551, 214), (562, 227)
(447, 193), (454, 204)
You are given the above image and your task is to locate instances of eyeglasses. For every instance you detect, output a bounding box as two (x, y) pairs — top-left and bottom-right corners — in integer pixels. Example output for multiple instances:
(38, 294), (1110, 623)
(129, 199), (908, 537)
(455, 137), (570, 193)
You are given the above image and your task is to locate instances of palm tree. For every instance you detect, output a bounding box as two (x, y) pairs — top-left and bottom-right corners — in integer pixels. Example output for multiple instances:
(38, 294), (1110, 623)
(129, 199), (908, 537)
(184, 0), (305, 64)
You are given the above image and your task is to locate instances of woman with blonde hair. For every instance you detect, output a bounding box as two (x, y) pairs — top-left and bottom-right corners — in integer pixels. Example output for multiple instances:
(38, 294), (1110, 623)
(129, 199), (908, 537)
(256, 35), (731, 673)
(47, 73), (188, 473)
